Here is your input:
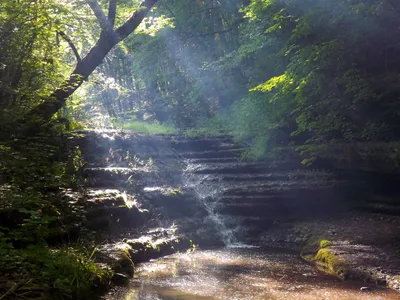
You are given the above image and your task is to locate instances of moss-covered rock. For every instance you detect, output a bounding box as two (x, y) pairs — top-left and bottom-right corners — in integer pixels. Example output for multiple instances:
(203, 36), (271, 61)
(314, 247), (349, 279)
(96, 243), (135, 278)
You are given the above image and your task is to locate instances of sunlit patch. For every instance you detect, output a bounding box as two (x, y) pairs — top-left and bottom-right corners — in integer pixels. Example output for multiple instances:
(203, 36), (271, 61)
(143, 186), (160, 192)
(102, 167), (143, 172)
(139, 262), (172, 278)
(120, 191), (138, 209)
(144, 186), (183, 196)
(101, 132), (115, 140)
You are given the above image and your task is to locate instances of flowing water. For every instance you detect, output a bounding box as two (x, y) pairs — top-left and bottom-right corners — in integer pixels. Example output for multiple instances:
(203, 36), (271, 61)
(104, 147), (399, 299)
(80, 132), (399, 299)
(182, 159), (239, 245)
(107, 247), (399, 299)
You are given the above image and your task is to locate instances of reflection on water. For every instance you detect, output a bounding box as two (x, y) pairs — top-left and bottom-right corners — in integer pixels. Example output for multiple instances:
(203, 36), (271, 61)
(106, 248), (399, 300)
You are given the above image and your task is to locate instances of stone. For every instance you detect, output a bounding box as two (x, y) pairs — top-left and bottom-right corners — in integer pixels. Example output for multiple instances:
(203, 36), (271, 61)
(360, 287), (371, 292)
(96, 243), (135, 277)
(112, 273), (130, 285)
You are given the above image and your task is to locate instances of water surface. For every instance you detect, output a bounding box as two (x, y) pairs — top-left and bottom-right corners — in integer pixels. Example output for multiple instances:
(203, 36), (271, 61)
(107, 247), (399, 299)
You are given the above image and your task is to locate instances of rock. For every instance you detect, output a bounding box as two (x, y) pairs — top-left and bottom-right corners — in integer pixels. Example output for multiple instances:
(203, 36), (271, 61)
(96, 243), (135, 277)
(112, 273), (130, 285)
(360, 287), (371, 292)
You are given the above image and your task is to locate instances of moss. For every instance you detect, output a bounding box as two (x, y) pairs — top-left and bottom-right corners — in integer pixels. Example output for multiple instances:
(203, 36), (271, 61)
(301, 237), (348, 280)
(314, 248), (348, 279)
(319, 239), (333, 248)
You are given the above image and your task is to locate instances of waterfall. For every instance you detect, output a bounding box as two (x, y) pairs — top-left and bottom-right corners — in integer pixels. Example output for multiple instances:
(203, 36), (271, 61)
(183, 159), (239, 246)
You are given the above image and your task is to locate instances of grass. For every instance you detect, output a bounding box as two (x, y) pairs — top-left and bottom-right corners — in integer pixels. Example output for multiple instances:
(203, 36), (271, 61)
(113, 119), (176, 134)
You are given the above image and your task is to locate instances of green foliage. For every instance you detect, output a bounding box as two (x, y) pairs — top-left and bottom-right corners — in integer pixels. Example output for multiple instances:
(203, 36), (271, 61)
(0, 242), (111, 299)
(0, 0), (85, 113)
(250, 74), (288, 93)
(7, 0), (400, 170)
(112, 118), (177, 134)
(171, 0), (400, 169)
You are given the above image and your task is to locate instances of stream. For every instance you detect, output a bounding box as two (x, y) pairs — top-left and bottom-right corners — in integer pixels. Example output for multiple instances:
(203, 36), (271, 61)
(76, 131), (400, 299)
(106, 247), (398, 299)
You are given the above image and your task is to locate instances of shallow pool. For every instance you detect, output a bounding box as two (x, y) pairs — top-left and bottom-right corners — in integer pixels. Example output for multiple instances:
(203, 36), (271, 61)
(106, 247), (399, 299)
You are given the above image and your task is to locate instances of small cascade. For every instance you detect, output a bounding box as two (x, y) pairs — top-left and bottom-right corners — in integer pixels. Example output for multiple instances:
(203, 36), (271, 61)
(74, 130), (348, 250)
(67, 129), (400, 300)
(183, 160), (238, 245)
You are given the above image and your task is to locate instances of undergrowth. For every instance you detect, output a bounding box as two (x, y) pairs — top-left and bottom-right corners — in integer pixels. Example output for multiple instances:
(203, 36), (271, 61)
(0, 125), (111, 299)
(0, 243), (111, 299)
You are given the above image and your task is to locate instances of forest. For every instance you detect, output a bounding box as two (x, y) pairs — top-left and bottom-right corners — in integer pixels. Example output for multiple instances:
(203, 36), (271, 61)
(1, 0), (400, 298)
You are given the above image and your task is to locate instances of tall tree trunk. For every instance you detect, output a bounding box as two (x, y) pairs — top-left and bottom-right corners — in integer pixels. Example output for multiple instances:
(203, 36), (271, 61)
(24, 0), (158, 129)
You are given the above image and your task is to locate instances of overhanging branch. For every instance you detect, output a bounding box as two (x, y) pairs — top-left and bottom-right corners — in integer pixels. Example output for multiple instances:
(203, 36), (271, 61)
(58, 31), (81, 63)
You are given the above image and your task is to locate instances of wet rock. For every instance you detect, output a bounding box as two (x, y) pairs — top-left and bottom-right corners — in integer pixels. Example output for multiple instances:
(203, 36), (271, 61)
(96, 243), (135, 277)
(112, 273), (130, 285)
(123, 227), (192, 263)
(142, 186), (203, 218)
(83, 167), (156, 188)
(65, 189), (147, 230)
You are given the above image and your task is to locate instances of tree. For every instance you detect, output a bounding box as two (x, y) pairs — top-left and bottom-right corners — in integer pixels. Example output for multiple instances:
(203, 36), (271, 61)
(24, 0), (158, 128)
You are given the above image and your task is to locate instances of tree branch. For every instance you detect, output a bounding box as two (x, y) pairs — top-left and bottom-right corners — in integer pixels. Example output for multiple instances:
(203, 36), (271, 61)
(58, 31), (81, 63)
(108, 0), (118, 27)
(87, 0), (109, 31)
(115, 0), (157, 41)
